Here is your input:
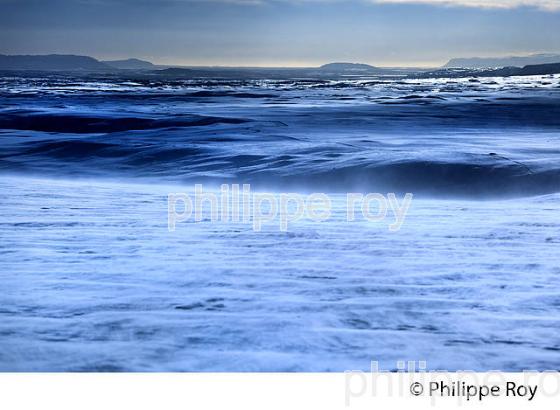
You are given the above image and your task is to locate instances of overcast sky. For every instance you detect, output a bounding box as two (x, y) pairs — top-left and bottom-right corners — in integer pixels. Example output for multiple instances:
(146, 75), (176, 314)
(1, 0), (559, 67)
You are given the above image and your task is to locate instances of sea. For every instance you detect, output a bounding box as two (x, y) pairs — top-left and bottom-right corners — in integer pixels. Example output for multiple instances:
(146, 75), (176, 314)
(1, 72), (559, 371)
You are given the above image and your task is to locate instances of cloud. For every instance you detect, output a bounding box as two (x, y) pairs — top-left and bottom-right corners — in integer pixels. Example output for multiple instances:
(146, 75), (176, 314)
(190, 0), (560, 11)
(370, 0), (560, 11)
(2, 0), (557, 10)
(222, 0), (560, 10)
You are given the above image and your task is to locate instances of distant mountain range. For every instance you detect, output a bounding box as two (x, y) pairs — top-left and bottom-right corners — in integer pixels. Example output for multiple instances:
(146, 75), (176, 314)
(444, 53), (560, 68)
(0, 54), (156, 71)
(0, 54), (111, 71)
(489, 62), (560, 77)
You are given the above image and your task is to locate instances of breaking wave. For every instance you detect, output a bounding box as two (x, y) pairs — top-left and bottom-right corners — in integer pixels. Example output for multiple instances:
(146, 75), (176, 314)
(1, 74), (560, 198)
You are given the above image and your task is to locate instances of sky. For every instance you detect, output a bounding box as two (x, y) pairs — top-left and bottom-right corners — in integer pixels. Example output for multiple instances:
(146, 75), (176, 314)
(0, 0), (559, 67)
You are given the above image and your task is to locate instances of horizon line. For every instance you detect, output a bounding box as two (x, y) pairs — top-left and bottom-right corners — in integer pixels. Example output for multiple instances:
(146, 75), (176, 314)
(3, 51), (560, 69)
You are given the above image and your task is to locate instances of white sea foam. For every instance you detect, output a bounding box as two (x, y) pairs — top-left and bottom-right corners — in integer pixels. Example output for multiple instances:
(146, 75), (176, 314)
(1, 176), (559, 371)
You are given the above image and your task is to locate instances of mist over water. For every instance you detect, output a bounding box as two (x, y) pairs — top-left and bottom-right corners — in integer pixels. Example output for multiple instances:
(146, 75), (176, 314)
(1, 73), (560, 371)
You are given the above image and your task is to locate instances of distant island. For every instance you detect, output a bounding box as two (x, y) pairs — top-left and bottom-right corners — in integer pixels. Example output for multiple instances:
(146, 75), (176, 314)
(1, 53), (560, 79)
(0, 54), (396, 78)
(318, 62), (380, 73)
(101, 58), (156, 70)
(444, 53), (560, 68)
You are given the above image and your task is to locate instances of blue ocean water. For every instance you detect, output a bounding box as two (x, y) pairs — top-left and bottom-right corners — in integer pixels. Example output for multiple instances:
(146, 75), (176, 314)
(1, 73), (559, 371)
(2, 74), (560, 197)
